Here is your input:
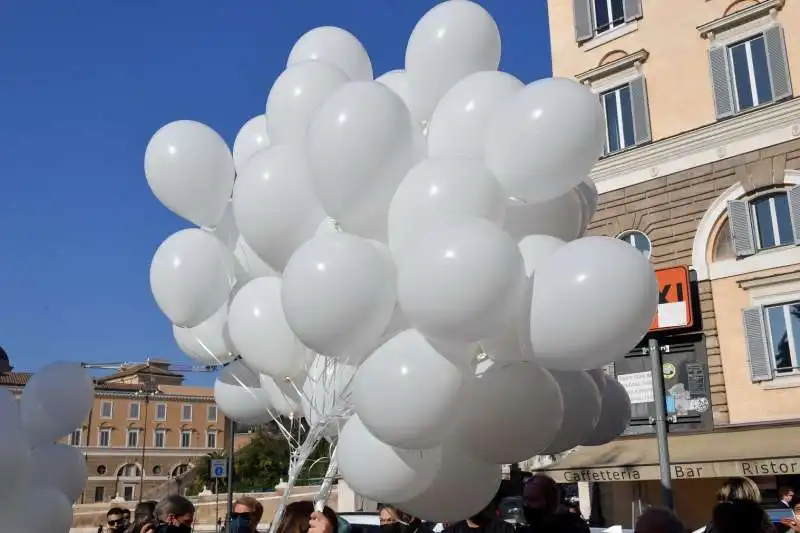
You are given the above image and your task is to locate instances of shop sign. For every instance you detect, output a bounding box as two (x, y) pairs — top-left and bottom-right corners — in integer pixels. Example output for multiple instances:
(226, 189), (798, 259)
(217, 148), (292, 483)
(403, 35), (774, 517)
(551, 456), (800, 483)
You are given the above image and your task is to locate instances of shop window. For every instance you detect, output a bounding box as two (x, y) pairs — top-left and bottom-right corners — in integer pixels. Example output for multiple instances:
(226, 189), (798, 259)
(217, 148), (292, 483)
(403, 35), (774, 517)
(709, 26), (792, 119)
(743, 301), (800, 381)
(618, 230), (652, 258)
(573, 0), (642, 43)
(727, 188), (800, 258)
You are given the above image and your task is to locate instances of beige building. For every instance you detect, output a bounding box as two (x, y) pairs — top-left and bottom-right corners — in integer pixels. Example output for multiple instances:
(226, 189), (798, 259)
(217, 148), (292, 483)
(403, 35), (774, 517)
(0, 352), (230, 504)
(541, 0), (800, 527)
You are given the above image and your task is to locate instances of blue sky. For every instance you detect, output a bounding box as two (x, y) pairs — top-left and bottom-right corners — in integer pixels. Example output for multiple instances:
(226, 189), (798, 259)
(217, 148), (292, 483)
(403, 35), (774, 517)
(0, 0), (552, 385)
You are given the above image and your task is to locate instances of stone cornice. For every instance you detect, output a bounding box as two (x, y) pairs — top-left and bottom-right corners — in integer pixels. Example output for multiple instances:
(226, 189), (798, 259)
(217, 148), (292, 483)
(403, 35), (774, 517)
(737, 270), (800, 290)
(576, 49), (649, 84)
(590, 96), (800, 192)
(697, 0), (785, 39)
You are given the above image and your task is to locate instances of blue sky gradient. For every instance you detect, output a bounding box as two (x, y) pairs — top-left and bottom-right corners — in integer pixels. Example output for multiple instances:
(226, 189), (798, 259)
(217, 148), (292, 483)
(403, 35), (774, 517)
(0, 0), (552, 384)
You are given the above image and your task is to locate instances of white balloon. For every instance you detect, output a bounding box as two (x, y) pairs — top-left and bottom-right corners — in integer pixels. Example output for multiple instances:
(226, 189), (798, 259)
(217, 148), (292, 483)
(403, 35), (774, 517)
(11, 485), (73, 533)
(530, 236), (658, 370)
(260, 373), (303, 418)
(0, 391), (31, 502)
(173, 299), (237, 365)
(405, 0), (501, 120)
(266, 61), (350, 146)
(338, 415), (441, 503)
(479, 277), (533, 364)
(397, 217), (526, 343)
(288, 26), (373, 81)
(228, 277), (307, 379)
(428, 71), (522, 158)
(354, 330), (463, 450)
(144, 120), (234, 228)
(150, 228), (236, 328)
(282, 233), (397, 361)
(485, 78), (605, 203)
(19, 362), (94, 447)
(518, 234), (566, 277)
(375, 70), (419, 122)
(388, 156), (506, 260)
(302, 355), (357, 434)
(232, 115), (270, 174)
(29, 444), (87, 504)
(583, 374), (632, 446)
(233, 146), (326, 271)
(541, 370), (602, 454)
(503, 186), (586, 242)
(306, 81), (424, 240)
(455, 361), (563, 463)
(214, 361), (274, 425)
(233, 236), (278, 281)
(396, 440), (501, 522)
(578, 178), (599, 226)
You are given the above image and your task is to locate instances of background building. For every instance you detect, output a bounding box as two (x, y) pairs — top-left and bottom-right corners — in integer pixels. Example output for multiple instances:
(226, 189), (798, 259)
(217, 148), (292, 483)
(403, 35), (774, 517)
(0, 349), (229, 503)
(542, 0), (800, 527)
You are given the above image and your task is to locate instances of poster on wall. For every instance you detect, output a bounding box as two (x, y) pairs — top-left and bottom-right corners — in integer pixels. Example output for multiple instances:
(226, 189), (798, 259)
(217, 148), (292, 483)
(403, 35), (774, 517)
(617, 371), (655, 404)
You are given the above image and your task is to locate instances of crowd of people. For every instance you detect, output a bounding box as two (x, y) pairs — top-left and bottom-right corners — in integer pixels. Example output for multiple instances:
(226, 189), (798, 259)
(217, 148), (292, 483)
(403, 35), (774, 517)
(96, 474), (800, 533)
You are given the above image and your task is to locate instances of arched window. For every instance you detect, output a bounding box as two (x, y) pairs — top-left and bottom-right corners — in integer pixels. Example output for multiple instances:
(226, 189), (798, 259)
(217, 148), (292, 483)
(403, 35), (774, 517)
(728, 188), (800, 257)
(118, 463), (141, 477)
(172, 464), (190, 477)
(618, 230), (652, 258)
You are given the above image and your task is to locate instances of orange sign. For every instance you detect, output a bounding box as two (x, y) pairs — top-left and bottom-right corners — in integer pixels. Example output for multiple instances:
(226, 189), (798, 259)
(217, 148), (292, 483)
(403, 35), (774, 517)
(649, 266), (694, 332)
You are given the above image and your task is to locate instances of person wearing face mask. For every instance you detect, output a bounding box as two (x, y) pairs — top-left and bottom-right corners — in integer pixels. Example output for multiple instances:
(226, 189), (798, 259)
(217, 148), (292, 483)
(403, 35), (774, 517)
(378, 505), (432, 533)
(106, 507), (129, 533)
(519, 475), (588, 533)
(227, 496), (265, 533)
(153, 495), (196, 533)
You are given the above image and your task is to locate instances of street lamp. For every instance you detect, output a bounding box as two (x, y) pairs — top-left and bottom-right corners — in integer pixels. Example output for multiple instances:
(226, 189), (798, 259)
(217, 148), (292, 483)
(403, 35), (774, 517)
(137, 376), (159, 502)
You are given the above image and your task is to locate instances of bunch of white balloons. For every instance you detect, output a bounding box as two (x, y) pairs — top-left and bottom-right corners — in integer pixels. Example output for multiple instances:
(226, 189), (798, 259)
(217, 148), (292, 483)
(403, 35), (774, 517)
(146, 0), (658, 522)
(0, 362), (94, 533)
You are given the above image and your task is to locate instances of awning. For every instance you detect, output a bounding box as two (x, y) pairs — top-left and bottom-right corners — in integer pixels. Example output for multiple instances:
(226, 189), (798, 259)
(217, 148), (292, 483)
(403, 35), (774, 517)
(538, 424), (800, 483)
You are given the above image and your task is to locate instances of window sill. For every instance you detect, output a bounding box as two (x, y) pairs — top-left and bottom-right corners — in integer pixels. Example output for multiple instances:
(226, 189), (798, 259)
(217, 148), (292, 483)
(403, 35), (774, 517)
(709, 245), (800, 280)
(761, 374), (800, 390)
(583, 21), (639, 51)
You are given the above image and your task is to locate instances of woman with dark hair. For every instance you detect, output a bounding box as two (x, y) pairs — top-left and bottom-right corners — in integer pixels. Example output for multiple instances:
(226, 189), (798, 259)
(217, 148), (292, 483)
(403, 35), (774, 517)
(276, 501), (337, 533)
(712, 500), (774, 533)
(124, 501), (158, 533)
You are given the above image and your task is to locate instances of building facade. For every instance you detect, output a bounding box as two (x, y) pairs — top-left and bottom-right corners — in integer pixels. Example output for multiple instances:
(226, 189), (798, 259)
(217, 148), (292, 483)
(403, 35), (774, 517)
(0, 354), (228, 504)
(542, 0), (800, 527)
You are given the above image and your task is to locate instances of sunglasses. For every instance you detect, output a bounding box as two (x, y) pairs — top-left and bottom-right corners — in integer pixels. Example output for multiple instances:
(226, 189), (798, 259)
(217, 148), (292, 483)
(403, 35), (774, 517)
(108, 519), (124, 527)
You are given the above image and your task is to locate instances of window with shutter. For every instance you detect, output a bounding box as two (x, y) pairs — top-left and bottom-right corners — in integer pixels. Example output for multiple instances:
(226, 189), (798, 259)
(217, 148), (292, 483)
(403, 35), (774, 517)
(742, 306), (773, 382)
(709, 46), (735, 119)
(727, 200), (756, 257)
(763, 26), (792, 102)
(623, 0), (643, 22)
(573, 0), (594, 43)
(788, 185), (800, 245)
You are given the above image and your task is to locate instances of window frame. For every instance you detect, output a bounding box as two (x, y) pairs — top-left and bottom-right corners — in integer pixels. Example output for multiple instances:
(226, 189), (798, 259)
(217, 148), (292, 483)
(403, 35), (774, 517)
(207, 405), (217, 422)
(181, 404), (192, 422)
(180, 430), (192, 449)
(153, 429), (166, 449)
(750, 192), (793, 250)
(128, 402), (140, 420)
(763, 300), (800, 375)
(727, 34), (773, 113)
(126, 429), (140, 448)
(100, 400), (113, 419)
(592, 0), (626, 36)
(617, 229), (652, 259)
(601, 83), (635, 155)
(155, 403), (167, 421)
(206, 430), (217, 449)
(98, 428), (111, 448)
(69, 428), (82, 446)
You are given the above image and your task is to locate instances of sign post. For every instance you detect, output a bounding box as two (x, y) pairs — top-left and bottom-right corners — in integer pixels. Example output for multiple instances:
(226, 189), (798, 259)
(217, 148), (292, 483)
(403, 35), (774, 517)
(648, 338), (674, 510)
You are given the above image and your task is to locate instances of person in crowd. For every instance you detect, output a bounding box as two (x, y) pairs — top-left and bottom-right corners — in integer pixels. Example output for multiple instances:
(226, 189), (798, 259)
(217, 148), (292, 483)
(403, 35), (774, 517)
(275, 500), (337, 533)
(154, 495), (196, 533)
(779, 488), (796, 509)
(717, 477), (762, 503)
(561, 502), (583, 519)
(124, 509), (133, 530)
(442, 490), (514, 533)
(520, 474), (589, 533)
(228, 496), (265, 533)
(378, 504), (432, 533)
(712, 500), (774, 533)
(124, 501), (158, 533)
(776, 501), (800, 533)
(106, 507), (129, 533)
(634, 508), (685, 533)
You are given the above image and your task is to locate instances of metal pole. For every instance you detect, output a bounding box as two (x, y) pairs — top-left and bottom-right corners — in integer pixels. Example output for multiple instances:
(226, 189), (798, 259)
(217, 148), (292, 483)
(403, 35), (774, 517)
(226, 419), (235, 531)
(215, 478), (220, 533)
(648, 338), (674, 509)
(139, 391), (149, 502)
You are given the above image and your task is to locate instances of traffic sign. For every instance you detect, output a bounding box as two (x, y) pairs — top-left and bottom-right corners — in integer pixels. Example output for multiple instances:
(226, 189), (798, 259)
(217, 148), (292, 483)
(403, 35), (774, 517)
(211, 459), (227, 479)
(649, 266), (694, 332)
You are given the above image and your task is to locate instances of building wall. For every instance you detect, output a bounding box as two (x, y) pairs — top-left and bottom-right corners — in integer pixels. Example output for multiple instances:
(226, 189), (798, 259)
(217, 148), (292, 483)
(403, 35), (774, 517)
(547, 0), (800, 142)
